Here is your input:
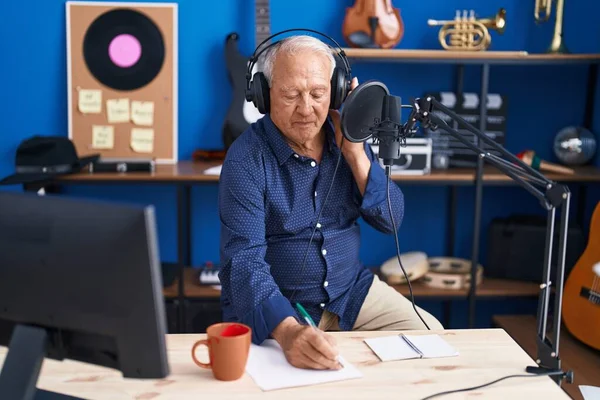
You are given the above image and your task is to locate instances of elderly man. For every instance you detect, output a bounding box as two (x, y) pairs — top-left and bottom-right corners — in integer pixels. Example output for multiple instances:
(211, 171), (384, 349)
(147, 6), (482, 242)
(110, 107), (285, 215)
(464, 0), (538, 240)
(218, 35), (442, 371)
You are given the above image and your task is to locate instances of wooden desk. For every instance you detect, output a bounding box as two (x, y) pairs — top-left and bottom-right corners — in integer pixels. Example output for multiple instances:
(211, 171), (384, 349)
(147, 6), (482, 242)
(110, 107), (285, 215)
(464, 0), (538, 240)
(0, 329), (569, 399)
(493, 315), (600, 400)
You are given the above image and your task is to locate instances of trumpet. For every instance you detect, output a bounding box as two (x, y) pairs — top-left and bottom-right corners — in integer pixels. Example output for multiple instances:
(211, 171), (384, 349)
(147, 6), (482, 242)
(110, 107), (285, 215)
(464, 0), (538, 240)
(428, 8), (506, 51)
(534, 0), (568, 53)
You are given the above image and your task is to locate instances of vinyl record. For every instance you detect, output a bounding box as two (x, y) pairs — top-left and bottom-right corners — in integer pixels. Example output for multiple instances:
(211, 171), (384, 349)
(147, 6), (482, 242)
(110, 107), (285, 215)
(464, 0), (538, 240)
(83, 8), (165, 91)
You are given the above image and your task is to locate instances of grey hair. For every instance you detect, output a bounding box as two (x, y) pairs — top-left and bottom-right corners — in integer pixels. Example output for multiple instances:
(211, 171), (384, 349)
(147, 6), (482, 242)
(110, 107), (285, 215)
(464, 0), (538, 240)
(257, 35), (336, 87)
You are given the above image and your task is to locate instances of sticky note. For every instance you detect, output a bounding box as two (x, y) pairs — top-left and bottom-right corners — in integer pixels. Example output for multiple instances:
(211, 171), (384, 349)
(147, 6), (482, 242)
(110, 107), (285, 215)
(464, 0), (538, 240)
(78, 89), (102, 113)
(131, 128), (154, 153)
(107, 98), (130, 123)
(131, 101), (154, 126)
(92, 125), (114, 149)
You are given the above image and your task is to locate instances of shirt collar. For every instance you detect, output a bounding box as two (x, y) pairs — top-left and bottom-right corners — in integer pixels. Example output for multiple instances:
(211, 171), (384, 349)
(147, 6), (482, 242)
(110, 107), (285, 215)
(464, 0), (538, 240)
(263, 114), (338, 166)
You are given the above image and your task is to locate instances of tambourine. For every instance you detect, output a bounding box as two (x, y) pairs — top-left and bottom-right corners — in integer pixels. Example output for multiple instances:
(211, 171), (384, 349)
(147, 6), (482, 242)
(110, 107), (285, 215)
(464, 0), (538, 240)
(422, 257), (484, 290)
(380, 251), (429, 284)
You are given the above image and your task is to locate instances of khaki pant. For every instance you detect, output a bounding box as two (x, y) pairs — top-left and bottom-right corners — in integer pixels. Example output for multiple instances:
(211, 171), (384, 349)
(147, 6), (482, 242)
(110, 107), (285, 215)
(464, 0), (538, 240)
(318, 275), (444, 331)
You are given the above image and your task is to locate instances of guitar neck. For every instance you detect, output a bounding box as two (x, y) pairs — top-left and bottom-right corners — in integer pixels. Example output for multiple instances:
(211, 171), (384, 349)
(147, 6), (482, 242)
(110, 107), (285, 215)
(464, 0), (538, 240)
(255, 0), (271, 46)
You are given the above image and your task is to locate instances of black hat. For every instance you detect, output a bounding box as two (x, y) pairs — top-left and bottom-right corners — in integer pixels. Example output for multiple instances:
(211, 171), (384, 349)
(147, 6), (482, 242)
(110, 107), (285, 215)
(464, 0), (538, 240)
(0, 136), (99, 185)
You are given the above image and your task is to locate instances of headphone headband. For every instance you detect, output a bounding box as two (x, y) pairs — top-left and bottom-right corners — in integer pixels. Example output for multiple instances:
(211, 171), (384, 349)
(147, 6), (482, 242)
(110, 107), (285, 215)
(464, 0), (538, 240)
(245, 28), (351, 93)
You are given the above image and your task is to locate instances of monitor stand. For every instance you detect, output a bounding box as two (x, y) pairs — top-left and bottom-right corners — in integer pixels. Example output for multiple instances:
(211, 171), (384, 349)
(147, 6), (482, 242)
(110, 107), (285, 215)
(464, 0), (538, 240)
(0, 324), (85, 400)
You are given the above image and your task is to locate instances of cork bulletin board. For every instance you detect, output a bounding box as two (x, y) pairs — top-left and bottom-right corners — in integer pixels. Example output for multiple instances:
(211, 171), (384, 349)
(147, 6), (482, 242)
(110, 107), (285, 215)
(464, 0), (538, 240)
(66, 1), (178, 163)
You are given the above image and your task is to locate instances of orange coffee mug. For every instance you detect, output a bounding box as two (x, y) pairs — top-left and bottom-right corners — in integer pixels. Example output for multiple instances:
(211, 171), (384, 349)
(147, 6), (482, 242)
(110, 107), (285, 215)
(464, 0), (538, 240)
(191, 322), (252, 381)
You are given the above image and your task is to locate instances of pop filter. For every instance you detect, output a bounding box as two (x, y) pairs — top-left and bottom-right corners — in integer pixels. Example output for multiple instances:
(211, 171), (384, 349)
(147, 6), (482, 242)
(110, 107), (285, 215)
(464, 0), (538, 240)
(341, 80), (390, 143)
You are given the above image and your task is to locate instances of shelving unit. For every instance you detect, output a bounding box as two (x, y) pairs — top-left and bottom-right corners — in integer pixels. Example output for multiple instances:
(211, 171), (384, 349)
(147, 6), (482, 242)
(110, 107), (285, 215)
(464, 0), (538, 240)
(343, 48), (600, 65)
(164, 267), (542, 300)
(342, 48), (600, 328)
(162, 267), (542, 330)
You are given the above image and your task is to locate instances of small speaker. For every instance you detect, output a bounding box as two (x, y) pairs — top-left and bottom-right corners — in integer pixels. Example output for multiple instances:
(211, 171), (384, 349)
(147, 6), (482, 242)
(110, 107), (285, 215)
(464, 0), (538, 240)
(486, 215), (585, 282)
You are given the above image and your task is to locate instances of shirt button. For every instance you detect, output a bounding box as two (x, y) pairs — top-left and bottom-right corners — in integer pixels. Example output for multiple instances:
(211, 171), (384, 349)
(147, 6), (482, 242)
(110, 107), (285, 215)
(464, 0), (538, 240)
(322, 249), (327, 256)
(310, 161), (316, 167)
(314, 191), (317, 197)
(293, 153), (299, 158)
(324, 281), (329, 288)
(316, 223), (322, 229)
(320, 303), (325, 308)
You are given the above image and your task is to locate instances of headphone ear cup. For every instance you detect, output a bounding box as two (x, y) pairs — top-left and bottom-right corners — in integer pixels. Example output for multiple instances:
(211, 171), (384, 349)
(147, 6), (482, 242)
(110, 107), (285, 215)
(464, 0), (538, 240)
(330, 67), (348, 110)
(251, 72), (270, 114)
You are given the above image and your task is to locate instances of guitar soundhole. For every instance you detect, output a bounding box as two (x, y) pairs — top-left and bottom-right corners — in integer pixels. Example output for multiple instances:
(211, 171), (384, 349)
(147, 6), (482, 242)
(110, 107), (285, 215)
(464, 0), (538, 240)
(579, 287), (600, 305)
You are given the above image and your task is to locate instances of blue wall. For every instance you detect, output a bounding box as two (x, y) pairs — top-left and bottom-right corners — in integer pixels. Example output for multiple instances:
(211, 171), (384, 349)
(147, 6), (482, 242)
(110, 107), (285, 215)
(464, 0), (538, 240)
(1, 0), (599, 326)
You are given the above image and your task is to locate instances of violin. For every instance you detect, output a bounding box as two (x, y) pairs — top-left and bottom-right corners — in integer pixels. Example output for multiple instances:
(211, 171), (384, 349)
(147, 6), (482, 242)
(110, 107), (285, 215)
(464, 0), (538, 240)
(342, 0), (404, 49)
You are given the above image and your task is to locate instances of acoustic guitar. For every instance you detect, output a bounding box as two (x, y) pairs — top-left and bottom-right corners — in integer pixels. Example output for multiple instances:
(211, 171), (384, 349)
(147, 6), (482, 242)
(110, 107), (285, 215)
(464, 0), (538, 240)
(222, 0), (270, 149)
(562, 200), (600, 350)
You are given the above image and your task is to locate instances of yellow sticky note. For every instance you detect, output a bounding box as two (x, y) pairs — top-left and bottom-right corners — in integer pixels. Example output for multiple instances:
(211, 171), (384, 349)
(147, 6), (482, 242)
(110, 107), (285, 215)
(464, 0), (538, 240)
(107, 99), (130, 123)
(131, 128), (154, 153)
(92, 125), (114, 149)
(131, 101), (154, 126)
(78, 89), (102, 113)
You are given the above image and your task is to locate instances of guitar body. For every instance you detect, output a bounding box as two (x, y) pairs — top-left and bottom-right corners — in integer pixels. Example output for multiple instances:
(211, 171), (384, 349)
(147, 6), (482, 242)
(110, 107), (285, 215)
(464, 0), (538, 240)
(222, 33), (261, 149)
(222, 1), (269, 149)
(562, 201), (600, 350)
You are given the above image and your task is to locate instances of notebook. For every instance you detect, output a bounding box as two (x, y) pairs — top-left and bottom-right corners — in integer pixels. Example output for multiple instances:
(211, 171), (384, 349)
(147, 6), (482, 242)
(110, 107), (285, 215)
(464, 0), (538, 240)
(364, 334), (459, 362)
(245, 339), (363, 391)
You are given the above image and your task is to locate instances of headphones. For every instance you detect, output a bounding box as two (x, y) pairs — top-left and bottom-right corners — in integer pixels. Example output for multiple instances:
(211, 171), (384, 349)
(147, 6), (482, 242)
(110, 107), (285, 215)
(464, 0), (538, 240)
(244, 28), (352, 114)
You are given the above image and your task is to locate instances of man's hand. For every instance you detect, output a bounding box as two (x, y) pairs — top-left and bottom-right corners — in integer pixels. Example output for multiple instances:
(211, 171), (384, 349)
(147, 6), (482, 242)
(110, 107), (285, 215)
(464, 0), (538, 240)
(271, 317), (342, 370)
(329, 77), (363, 159)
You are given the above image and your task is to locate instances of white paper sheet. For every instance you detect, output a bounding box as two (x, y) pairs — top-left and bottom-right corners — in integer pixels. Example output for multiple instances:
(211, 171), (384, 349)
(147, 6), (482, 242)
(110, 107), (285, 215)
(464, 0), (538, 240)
(580, 385), (600, 400)
(203, 165), (222, 175)
(364, 334), (458, 362)
(245, 339), (362, 391)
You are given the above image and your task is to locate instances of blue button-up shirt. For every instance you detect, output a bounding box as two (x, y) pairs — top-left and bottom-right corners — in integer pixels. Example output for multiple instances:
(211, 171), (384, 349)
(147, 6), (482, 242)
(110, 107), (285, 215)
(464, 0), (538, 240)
(218, 114), (405, 344)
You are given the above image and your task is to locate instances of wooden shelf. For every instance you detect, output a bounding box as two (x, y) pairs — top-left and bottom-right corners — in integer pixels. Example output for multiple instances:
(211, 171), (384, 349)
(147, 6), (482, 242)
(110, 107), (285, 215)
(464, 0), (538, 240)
(493, 315), (600, 400)
(163, 268), (220, 299)
(164, 268), (541, 300)
(56, 161), (600, 185)
(387, 276), (541, 298)
(343, 48), (600, 65)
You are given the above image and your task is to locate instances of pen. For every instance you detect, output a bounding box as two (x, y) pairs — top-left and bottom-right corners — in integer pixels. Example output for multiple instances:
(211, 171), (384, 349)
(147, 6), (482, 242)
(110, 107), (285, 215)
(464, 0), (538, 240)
(295, 302), (317, 327)
(294, 303), (343, 369)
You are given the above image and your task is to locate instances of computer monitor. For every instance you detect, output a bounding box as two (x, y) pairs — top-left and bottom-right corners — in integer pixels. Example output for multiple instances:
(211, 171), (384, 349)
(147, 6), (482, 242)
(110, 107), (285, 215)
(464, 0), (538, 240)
(0, 191), (170, 399)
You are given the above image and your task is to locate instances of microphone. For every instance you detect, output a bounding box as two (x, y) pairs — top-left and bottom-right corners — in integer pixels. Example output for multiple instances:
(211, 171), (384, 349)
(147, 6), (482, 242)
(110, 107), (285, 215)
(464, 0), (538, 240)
(340, 80), (406, 167)
(377, 95), (403, 166)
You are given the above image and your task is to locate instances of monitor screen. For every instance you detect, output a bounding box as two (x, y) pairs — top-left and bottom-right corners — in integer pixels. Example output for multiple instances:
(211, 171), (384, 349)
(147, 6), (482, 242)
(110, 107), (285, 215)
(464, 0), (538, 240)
(0, 191), (169, 397)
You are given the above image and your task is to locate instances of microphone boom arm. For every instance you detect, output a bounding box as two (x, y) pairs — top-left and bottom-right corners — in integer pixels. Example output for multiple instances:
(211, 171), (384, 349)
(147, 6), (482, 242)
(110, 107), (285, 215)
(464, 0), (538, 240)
(407, 96), (564, 210)
(403, 95), (573, 385)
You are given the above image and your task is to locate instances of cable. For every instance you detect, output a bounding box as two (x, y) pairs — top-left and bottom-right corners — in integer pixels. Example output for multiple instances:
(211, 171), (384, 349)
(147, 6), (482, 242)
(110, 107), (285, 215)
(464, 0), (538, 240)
(288, 137), (344, 305)
(385, 165), (430, 331)
(419, 370), (566, 400)
(289, 136), (431, 337)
